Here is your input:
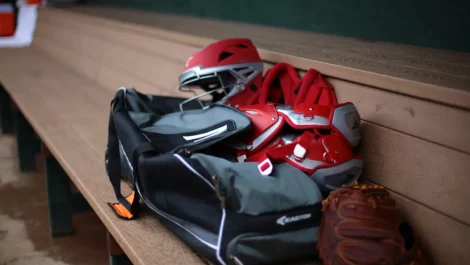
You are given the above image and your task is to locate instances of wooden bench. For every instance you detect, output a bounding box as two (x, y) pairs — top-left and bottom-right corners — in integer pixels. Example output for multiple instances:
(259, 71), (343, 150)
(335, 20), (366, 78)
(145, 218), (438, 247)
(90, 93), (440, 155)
(1, 5), (469, 265)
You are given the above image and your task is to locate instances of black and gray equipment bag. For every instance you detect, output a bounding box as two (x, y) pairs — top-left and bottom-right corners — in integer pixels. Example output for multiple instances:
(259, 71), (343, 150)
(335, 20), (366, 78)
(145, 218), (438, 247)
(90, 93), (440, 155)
(105, 88), (324, 265)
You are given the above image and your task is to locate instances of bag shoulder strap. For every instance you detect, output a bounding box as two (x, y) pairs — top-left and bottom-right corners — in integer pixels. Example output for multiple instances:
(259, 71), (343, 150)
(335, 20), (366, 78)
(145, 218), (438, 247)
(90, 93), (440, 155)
(106, 88), (156, 220)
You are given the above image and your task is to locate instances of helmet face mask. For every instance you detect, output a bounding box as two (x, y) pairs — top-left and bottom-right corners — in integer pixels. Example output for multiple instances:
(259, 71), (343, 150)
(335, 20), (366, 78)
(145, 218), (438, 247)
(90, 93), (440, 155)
(178, 62), (264, 111)
(178, 38), (264, 111)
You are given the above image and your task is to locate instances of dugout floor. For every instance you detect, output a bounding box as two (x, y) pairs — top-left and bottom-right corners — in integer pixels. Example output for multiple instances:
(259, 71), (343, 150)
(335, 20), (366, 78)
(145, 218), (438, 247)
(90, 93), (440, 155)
(0, 135), (107, 265)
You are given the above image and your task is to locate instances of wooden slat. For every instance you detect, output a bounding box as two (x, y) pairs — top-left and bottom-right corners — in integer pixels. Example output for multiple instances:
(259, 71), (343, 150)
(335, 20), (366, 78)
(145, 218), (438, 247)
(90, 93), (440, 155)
(48, 28), (181, 91)
(34, 20), (182, 94)
(36, 14), (195, 64)
(359, 121), (470, 225)
(33, 35), (162, 95)
(47, 6), (470, 69)
(0, 48), (207, 265)
(24, 5), (470, 256)
(35, 8), (470, 155)
(41, 6), (470, 109)
(2, 37), (470, 265)
(30, 12), (470, 225)
(0, 48), (326, 265)
(33, 35), (100, 83)
(3, 48), (470, 265)
(362, 180), (470, 265)
(34, 13), (470, 153)
(34, 34), (189, 100)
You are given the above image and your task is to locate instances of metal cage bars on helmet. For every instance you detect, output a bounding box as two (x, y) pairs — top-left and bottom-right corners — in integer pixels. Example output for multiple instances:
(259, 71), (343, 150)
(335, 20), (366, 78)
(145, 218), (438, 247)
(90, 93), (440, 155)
(178, 62), (264, 111)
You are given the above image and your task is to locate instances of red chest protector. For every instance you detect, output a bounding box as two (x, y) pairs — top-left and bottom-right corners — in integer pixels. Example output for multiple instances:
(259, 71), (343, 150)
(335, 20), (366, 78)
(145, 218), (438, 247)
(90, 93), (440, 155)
(226, 62), (362, 191)
(231, 103), (363, 192)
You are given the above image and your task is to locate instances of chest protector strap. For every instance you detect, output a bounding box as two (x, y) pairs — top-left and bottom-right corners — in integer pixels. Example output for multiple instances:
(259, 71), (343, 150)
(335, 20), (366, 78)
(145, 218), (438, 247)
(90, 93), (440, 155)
(257, 63), (337, 106)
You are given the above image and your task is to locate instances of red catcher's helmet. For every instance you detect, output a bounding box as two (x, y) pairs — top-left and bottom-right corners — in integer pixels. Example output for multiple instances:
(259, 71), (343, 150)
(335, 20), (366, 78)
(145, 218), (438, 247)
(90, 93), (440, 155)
(178, 38), (264, 111)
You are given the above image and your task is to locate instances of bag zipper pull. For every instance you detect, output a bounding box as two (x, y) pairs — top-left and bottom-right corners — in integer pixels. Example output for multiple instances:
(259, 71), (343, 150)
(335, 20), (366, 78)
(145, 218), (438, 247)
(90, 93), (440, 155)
(212, 175), (226, 209)
(231, 256), (244, 265)
(175, 147), (193, 157)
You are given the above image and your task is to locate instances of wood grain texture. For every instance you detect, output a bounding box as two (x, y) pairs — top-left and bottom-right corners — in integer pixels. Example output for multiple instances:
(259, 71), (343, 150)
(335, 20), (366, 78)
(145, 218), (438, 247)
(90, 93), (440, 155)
(107, 230), (125, 256)
(42, 6), (470, 109)
(30, 11), (470, 225)
(34, 33), (189, 100)
(35, 8), (470, 155)
(0, 48), (323, 265)
(34, 21), (182, 95)
(3, 10), (469, 264)
(362, 180), (470, 265)
(2, 47), (470, 265)
(327, 78), (470, 154)
(34, 35), (163, 95)
(359, 121), (470, 225)
(0, 49), (207, 265)
(51, 6), (470, 68)
(36, 14), (196, 64)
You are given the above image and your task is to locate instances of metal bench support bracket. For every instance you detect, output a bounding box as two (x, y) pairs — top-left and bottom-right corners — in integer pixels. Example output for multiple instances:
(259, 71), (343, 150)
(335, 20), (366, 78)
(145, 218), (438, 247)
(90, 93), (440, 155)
(15, 110), (39, 171)
(0, 86), (14, 134)
(107, 231), (133, 265)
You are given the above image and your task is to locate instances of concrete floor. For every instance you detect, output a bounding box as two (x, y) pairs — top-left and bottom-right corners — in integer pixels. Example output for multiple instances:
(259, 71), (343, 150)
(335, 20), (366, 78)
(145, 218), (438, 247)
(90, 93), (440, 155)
(0, 135), (108, 265)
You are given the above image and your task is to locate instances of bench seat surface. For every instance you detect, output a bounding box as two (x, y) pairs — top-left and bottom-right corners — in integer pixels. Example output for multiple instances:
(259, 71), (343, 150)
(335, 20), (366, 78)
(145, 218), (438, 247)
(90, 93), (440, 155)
(58, 5), (470, 110)
(31, 11), (470, 264)
(2, 5), (470, 265)
(0, 48), (210, 265)
(0, 48), (324, 265)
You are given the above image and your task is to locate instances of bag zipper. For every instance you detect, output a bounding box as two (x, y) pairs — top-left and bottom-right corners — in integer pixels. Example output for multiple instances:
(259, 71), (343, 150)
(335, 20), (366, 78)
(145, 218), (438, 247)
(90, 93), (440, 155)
(173, 154), (226, 210)
(212, 175), (226, 209)
(173, 154), (215, 190)
(231, 256), (244, 265)
(173, 154), (227, 210)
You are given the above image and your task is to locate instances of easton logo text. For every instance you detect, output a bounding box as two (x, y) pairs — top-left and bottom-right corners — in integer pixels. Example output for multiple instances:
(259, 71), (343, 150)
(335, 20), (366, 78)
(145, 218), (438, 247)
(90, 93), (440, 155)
(276, 213), (312, 226)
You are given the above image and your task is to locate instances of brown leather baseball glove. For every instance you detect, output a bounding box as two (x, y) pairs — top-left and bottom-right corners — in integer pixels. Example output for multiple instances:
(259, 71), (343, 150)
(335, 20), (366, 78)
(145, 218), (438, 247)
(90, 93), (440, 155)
(317, 183), (427, 265)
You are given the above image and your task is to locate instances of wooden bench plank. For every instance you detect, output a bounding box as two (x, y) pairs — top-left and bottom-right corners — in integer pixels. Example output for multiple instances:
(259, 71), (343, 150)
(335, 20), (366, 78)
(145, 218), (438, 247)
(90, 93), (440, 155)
(5, 8), (470, 264)
(33, 35), (101, 83)
(0, 48), (208, 265)
(28, 14), (470, 225)
(34, 24), (183, 92)
(0, 48), (325, 265)
(362, 180), (470, 265)
(328, 78), (470, 154)
(36, 15), (195, 64)
(48, 6), (470, 69)
(46, 6), (470, 72)
(32, 33), (194, 99)
(2, 47), (470, 265)
(35, 9), (470, 156)
(33, 36), (166, 95)
(44, 6), (470, 109)
(360, 121), (470, 225)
